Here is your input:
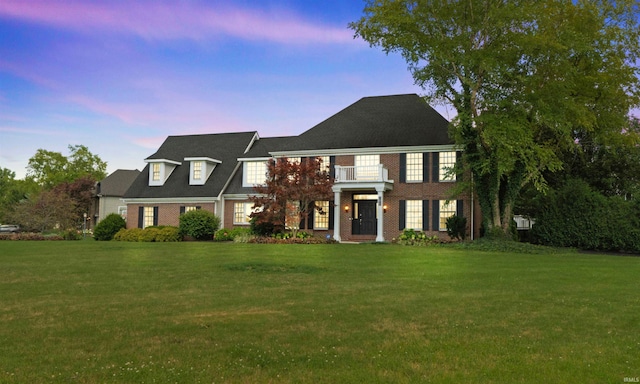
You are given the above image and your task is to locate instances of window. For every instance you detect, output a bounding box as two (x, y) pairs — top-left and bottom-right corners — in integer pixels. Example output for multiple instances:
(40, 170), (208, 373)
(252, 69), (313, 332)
(184, 206), (198, 213)
(234, 202), (260, 224)
(355, 154), (380, 180)
(152, 163), (161, 181)
(192, 161), (202, 180)
(244, 161), (268, 186)
(439, 151), (457, 181)
(406, 153), (423, 182)
(314, 201), (330, 230)
(143, 207), (155, 228)
(439, 200), (456, 231)
(318, 156), (331, 173)
(406, 200), (423, 230)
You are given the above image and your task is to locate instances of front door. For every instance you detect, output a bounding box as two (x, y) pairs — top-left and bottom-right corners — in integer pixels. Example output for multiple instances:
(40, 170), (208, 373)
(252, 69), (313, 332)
(352, 200), (377, 235)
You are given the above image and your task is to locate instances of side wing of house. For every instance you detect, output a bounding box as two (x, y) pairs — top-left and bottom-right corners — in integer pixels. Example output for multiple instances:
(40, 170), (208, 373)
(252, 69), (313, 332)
(121, 132), (258, 229)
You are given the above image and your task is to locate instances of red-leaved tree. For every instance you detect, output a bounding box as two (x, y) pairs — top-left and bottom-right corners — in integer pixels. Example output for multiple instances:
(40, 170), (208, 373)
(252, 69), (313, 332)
(250, 157), (333, 237)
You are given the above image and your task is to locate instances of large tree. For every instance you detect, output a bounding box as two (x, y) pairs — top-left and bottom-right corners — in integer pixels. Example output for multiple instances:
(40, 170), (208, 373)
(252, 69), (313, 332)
(27, 145), (107, 188)
(251, 157), (333, 237)
(351, 0), (640, 237)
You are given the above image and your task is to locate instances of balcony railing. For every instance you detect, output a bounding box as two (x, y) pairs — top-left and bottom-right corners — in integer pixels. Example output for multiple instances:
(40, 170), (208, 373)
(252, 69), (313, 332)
(334, 165), (390, 183)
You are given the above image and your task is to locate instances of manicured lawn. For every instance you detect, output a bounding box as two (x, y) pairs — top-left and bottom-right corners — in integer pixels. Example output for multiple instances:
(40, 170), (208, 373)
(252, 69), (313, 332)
(0, 241), (638, 383)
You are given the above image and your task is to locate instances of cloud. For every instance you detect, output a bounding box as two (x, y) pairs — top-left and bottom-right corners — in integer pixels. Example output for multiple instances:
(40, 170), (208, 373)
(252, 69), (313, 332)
(0, 0), (356, 45)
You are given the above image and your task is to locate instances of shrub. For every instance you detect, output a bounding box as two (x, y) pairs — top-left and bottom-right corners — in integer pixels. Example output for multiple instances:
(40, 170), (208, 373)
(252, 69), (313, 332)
(114, 228), (143, 242)
(250, 215), (277, 236)
(61, 229), (83, 240)
(179, 210), (220, 240)
(530, 179), (640, 253)
(157, 226), (181, 242)
(445, 214), (467, 241)
(395, 229), (440, 246)
(215, 227), (253, 242)
(94, 213), (127, 241)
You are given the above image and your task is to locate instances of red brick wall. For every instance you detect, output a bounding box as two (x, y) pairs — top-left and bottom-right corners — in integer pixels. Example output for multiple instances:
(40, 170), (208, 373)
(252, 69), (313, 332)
(126, 202), (216, 228)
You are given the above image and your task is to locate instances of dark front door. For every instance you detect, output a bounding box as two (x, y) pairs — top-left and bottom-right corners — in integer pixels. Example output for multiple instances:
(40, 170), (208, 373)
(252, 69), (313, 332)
(352, 200), (377, 235)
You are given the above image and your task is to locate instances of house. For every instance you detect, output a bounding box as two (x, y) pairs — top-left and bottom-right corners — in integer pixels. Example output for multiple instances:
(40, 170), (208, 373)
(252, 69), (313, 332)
(92, 169), (140, 227)
(122, 94), (479, 241)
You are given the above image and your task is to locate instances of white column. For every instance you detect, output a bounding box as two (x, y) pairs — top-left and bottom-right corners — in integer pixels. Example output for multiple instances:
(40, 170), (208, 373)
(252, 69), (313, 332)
(333, 190), (341, 242)
(376, 188), (384, 242)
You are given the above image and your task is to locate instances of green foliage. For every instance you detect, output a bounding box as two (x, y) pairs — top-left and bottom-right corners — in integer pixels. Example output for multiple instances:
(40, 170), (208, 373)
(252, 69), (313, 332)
(113, 226), (181, 242)
(61, 229), (82, 241)
(351, 1), (640, 236)
(93, 213), (126, 241)
(530, 179), (640, 253)
(250, 215), (276, 236)
(395, 229), (440, 246)
(445, 214), (467, 241)
(179, 210), (220, 240)
(26, 145), (107, 188)
(214, 227), (252, 242)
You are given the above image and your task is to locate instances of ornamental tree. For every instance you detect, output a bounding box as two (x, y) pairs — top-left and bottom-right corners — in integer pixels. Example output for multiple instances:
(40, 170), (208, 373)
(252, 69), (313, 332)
(250, 157), (333, 237)
(351, 0), (640, 237)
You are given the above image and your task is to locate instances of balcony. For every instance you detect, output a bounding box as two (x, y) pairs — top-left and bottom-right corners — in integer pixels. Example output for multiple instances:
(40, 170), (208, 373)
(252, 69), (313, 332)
(334, 165), (391, 183)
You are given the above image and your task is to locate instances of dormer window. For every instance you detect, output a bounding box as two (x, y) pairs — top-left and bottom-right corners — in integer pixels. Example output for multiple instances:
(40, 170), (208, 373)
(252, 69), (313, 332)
(146, 159), (181, 186)
(185, 157), (221, 185)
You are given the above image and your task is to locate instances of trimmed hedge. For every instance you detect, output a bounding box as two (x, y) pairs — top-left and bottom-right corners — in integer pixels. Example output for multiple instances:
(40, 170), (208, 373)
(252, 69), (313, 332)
(94, 213), (126, 241)
(113, 226), (181, 242)
(530, 179), (640, 253)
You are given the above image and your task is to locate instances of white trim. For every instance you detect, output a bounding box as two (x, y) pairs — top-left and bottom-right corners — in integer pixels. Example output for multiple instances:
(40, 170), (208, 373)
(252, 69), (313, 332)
(270, 144), (459, 158)
(184, 157), (222, 164)
(244, 132), (260, 154)
(144, 158), (181, 165)
(237, 156), (271, 162)
(121, 197), (219, 204)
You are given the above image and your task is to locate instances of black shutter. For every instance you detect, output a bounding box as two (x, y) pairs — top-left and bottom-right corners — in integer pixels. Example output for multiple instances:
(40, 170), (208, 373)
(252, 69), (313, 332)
(456, 151), (463, 181)
(196, 206), (201, 210)
(432, 200), (440, 231)
(432, 152), (440, 183)
(179, 206), (185, 215)
(329, 156), (336, 179)
(328, 201), (335, 230)
(423, 153), (430, 182)
(308, 202), (315, 230)
(399, 153), (406, 183)
(138, 206), (144, 228)
(422, 200), (429, 231)
(153, 207), (159, 226)
(457, 200), (464, 217)
(399, 200), (406, 230)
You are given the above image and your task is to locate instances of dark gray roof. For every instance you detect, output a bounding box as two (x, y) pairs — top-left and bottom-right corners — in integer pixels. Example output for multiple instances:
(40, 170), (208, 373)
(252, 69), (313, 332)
(242, 136), (297, 158)
(123, 132), (257, 199)
(98, 169), (140, 196)
(286, 94), (451, 152)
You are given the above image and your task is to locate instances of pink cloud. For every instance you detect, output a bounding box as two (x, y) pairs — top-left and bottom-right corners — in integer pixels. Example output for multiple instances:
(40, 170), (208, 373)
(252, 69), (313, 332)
(0, 0), (355, 45)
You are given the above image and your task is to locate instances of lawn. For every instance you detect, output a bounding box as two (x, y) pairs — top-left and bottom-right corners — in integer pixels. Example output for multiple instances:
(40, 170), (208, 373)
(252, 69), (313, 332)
(0, 241), (638, 383)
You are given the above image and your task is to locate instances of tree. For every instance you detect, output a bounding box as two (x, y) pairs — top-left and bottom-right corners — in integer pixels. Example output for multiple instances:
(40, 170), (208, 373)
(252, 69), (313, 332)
(0, 167), (40, 223)
(27, 145), (107, 188)
(351, 0), (640, 237)
(250, 157), (334, 237)
(8, 189), (77, 232)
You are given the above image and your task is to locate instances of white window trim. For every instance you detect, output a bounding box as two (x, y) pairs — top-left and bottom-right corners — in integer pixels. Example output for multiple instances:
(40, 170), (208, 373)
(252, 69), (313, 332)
(185, 157), (221, 185)
(406, 153), (423, 183)
(242, 160), (269, 187)
(439, 200), (457, 231)
(145, 159), (181, 186)
(439, 151), (457, 182)
(405, 200), (423, 230)
(314, 201), (330, 230)
(233, 202), (261, 225)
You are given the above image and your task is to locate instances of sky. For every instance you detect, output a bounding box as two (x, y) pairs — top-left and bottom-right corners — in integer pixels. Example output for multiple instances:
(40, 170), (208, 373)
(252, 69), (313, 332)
(0, 0), (450, 179)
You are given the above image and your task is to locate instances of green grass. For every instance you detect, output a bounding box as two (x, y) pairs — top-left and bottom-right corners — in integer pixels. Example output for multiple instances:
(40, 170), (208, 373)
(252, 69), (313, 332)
(0, 241), (639, 383)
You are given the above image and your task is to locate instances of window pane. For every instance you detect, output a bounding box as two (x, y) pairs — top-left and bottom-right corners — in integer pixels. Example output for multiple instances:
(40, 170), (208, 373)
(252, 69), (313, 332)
(406, 200), (422, 230)
(152, 164), (161, 181)
(193, 161), (202, 180)
(406, 153), (423, 182)
(355, 155), (379, 180)
(439, 200), (456, 231)
(439, 151), (457, 181)
(314, 201), (329, 229)
(143, 207), (155, 228)
(245, 161), (267, 185)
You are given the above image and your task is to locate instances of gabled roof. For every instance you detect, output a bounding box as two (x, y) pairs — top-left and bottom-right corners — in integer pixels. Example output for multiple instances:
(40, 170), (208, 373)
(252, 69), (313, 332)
(98, 169), (140, 196)
(123, 132), (257, 199)
(282, 94), (451, 153)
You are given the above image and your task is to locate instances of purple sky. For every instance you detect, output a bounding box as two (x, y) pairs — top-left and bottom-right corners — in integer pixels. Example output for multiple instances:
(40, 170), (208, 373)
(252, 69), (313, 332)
(1, 1), (636, 180)
(1, 0), (447, 179)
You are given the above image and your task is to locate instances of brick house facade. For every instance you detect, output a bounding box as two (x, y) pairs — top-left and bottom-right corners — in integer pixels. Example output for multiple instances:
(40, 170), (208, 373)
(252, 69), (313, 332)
(122, 94), (480, 242)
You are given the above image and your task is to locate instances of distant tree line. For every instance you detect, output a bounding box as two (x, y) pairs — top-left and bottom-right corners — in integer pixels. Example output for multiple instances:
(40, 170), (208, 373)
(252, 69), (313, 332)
(0, 145), (107, 233)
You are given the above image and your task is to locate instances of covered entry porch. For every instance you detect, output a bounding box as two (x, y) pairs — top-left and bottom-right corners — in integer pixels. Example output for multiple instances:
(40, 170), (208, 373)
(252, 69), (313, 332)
(332, 164), (394, 242)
